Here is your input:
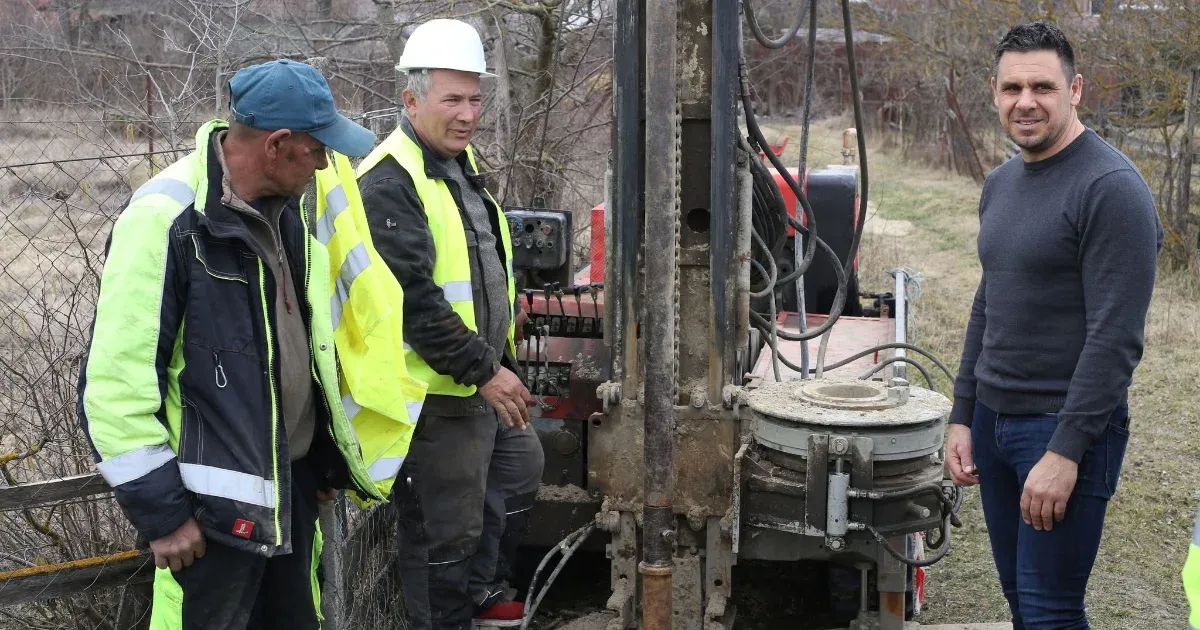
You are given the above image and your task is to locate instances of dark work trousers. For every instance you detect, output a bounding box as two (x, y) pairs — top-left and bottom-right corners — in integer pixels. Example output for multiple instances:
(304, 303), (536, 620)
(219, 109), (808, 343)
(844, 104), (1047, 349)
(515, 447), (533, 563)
(392, 410), (545, 630)
(972, 401), (1131, 630)
(149, 458), (323, 630)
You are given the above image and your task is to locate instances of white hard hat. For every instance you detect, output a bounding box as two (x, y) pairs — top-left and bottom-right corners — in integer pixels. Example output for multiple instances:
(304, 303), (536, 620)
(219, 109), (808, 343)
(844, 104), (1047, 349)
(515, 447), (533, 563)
(395, 19), (495, 77)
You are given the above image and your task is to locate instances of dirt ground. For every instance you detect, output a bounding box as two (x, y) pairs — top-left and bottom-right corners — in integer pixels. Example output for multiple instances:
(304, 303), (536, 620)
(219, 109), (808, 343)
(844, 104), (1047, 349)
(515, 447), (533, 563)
(760, 115), (1198, 628)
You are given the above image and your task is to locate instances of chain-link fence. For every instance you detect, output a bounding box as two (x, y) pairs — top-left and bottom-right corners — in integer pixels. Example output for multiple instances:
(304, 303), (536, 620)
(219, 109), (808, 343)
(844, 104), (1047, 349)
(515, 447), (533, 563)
(0, 115), (191, 628)
(0, 114), (413, 629)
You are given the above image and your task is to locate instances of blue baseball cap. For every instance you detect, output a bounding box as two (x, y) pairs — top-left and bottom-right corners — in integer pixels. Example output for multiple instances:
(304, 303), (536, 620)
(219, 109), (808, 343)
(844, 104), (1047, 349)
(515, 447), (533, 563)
(228, 59), (375, 157)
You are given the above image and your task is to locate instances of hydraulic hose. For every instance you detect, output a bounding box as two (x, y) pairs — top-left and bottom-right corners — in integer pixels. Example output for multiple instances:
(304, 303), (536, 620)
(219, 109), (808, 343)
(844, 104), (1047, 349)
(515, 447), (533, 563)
(521, 524), (597, 630)
(739, 64), (819, 282)
(742, 0), (870, 343)
(797, 0), (818, 176)
(748, 145), (789, 294)
(750, 230), (779, 300)
(807, 0), (871, 374)
(525, 520), (600, 628)
(862, 512), (952, 569)
(858, 356), (935, 390)
(742, 0), (952, 386)
(849, 482), (954, 512)
(752, 254), (785, 380)
(815, 342), (955, 383)
(748, 217), (849, 344)
(742, 0), (811, 49)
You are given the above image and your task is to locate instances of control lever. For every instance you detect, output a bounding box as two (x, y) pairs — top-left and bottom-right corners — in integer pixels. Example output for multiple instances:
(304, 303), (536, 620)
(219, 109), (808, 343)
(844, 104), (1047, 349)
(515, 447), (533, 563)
(589, 283), (603, 334)
(567, 285), (583, 335)
(548, 283), (564, 334)
(523, 289), (536, 341)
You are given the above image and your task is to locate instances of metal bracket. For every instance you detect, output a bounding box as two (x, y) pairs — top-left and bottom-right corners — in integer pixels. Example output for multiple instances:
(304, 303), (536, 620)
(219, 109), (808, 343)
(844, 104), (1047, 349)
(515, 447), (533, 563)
(803, 435), (830, 535)
(849, 437), (875, 527)
(704, 517), (734, 630)
(597, 382), (622, 412)
(607, 512), (639, 628)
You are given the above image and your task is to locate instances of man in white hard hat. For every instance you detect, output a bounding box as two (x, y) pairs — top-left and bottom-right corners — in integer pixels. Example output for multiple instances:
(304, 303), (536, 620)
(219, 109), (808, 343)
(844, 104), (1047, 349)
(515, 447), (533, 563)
(355, 18), (543, 630)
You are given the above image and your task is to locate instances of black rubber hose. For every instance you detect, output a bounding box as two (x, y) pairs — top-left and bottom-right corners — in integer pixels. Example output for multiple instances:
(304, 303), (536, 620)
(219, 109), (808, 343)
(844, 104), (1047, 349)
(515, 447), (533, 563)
(750, 230), (779, 300)
(852, 482), (954, 511)
(750, 232), (851, 341)
(841, 0), (871, 266)
(743, 0), (870, 330)
(752, 256), (785, 381)
(749, 149), (788, 293)
(864, 513), (952, 569)
(739, 63), (819, 282)
(797, 0), (818, 176)
(814, 342), (956, 383)
(743, 0), (811, 49)
(859, 356), (934, 390)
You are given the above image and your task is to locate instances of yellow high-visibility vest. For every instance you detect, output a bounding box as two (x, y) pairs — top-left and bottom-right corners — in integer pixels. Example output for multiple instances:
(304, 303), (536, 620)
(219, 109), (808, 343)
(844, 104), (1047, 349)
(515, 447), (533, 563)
(1185, 503), (1200, 630)
(356, 129), (516, 397)
(312, 152), (428, 502)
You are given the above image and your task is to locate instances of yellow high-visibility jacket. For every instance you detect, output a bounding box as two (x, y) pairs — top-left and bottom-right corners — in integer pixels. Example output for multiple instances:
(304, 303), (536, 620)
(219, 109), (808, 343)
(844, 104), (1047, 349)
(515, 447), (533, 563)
(313, 151), (428, 502)
(355, 130), (516, 396)
(1185, 503), (1200, 630)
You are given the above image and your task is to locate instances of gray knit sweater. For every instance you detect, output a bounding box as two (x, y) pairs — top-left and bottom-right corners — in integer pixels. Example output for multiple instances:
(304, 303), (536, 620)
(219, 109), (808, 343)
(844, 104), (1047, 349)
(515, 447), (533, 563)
(949, 128), (1163, 463)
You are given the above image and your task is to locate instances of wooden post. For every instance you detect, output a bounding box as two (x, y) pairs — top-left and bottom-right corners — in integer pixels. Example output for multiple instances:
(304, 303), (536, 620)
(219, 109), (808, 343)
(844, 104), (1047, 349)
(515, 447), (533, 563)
(1179, 67), (1199, 251)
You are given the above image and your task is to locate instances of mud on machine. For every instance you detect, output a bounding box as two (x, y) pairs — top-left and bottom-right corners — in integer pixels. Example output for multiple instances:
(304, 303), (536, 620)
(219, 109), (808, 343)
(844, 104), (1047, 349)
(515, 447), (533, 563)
(508, 1), (962, 628)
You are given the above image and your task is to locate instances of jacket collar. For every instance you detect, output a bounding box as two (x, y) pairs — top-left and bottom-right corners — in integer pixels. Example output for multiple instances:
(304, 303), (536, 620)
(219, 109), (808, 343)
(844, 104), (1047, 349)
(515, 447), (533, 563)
(193, 121), (283, 248)
(399, 115), (486, 188)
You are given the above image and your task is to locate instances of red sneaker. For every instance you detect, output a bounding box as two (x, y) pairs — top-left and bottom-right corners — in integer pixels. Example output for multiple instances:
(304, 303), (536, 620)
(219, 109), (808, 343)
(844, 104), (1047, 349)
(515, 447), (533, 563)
(473, 601), (525, 627)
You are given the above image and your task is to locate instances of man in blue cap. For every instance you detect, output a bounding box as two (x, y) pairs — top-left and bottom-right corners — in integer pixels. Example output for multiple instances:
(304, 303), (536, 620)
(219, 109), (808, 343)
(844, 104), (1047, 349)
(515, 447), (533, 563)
(77, 59), (381, 628)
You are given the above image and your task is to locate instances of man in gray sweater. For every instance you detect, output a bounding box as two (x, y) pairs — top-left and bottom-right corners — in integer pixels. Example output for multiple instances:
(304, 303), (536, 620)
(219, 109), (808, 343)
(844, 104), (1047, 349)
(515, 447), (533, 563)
(945, 22), (1162, 630)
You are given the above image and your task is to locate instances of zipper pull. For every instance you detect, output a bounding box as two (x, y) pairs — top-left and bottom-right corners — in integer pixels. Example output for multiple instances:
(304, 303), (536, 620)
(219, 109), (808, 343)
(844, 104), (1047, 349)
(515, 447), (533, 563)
(213, 351), (228, 389)
(280, 269), (294, 314)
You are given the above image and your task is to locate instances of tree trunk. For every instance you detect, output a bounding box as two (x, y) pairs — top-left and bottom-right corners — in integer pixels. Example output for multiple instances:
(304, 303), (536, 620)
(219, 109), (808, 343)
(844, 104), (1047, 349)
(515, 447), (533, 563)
(379, 1), (405, 106)
(516, 5), (563, 209)
(1177, 67), (1198, 249)
(487, 13), (515, 163)
(944, 73), (985, 184)
(532, 10), (558, 109)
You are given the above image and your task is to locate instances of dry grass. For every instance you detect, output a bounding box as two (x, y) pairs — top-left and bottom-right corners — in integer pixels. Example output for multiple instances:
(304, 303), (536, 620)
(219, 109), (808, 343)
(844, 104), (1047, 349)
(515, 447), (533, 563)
(765, 116), (1199, 629)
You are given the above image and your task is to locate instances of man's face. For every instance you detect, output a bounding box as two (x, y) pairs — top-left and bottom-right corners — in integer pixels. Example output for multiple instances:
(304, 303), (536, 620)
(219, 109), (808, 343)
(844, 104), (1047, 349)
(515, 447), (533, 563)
(406, 69), (483, 158)
(992, 50), (1082, 158)
(266, 132), (328, 197)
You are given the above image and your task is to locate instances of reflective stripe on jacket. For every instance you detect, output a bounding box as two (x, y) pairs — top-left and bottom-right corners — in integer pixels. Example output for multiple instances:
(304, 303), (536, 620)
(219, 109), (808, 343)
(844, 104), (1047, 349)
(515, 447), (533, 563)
(355, 128), (516, 397)
(1186, 503), (1200, 630)
(77, 120), (380, 557)
(312, 151), (427, 501)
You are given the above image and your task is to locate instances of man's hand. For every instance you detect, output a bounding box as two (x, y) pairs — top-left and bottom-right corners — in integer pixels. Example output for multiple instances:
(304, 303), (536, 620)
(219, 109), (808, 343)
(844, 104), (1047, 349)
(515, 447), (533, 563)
(1021, 451), (1078, 532)
(150, 517), (206, 572)
(515, 308), (530, 345)
(316, 488), (338, 503)
(479, 366), (534, 430)
(946, 423), (979, 487)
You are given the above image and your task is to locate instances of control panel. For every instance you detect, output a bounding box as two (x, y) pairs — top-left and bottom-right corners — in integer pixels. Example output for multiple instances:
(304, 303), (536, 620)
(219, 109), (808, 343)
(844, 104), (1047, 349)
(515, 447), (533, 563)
(521, 361), (573, 397)
(526, 313), (603, 340)
(506, 209), (571, 271)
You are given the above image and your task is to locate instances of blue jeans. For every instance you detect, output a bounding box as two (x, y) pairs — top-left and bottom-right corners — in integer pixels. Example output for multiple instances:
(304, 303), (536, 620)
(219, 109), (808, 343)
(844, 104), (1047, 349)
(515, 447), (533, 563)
(971, 401), (1131, 630)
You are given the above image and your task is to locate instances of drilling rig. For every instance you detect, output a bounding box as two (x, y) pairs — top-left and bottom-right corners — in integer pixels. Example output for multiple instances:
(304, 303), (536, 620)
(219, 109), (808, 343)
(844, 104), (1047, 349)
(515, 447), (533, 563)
(507, 1), (962, 628)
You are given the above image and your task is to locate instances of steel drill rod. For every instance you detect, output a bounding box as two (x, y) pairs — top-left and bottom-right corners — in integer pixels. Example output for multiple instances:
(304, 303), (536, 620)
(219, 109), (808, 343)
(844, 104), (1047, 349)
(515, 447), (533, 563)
(711, 0), (739, 390)
(641, 0), (677, 627)
(893, 269), (908, 381)
(613, 0), (643, 391)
